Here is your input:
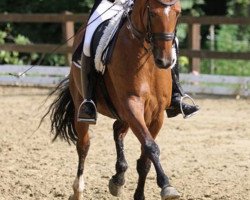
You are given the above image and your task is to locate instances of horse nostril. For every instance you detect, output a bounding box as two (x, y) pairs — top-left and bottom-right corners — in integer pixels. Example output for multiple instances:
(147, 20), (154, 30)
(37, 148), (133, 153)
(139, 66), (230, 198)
(155, 58), (163, 66)
(153, 49), (172, 68)
(155, 58), (172, 68)
(155, 58), (162, 65)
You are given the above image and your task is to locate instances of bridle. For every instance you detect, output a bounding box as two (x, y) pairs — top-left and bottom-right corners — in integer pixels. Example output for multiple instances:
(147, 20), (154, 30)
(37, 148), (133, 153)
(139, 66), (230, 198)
(127, 0), (179, 48)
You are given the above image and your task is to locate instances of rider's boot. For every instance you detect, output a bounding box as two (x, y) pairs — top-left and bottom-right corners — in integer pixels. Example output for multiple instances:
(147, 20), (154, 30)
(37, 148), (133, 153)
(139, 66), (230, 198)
(77, 54), (97, 124)
(166, 64), (200, 119)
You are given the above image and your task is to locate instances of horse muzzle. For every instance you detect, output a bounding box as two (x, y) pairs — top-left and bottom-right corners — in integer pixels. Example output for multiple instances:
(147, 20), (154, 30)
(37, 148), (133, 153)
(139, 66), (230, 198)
(153, 49), (173, 69)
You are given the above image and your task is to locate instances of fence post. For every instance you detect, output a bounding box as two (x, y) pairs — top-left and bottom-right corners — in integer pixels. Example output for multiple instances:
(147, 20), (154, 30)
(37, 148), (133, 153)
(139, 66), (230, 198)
(62, 11), (74, 65)
(188, 23), (201, 73)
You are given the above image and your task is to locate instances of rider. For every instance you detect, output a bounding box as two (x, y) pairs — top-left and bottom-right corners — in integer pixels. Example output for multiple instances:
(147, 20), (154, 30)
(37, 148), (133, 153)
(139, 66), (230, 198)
(77, 0), (199, 124)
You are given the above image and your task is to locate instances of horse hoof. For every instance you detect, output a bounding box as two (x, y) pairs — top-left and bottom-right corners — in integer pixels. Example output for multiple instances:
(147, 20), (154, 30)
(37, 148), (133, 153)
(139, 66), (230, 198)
(68, 195), (74, 200)
(109, 178), (123, 197)
(68, 194), (83, 200)
(161, 186), (180, 200)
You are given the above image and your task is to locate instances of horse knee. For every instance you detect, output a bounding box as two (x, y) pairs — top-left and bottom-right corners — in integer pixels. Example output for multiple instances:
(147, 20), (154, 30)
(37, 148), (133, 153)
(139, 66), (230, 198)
(144, 140), (160, 160)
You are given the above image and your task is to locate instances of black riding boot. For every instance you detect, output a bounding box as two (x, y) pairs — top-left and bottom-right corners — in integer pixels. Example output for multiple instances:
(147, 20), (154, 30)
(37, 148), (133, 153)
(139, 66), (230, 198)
(166, 66), (200, 119)
(77, 55), (97, 124)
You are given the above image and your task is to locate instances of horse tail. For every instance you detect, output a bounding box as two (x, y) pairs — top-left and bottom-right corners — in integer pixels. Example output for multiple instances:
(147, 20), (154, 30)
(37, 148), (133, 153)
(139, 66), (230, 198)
(42, 77), (78, 144)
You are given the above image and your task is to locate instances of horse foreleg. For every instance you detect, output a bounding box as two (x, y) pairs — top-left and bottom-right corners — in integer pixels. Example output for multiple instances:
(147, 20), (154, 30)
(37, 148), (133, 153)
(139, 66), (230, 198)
(109, 120), (129, 197)
(125, 99), (179, 200)
(70, 122), (90, 200)
(134, 120), (166, 200)
(148, 118), (181, 200)
(134, 153), (151, 200)
(144, 139), (180, 200)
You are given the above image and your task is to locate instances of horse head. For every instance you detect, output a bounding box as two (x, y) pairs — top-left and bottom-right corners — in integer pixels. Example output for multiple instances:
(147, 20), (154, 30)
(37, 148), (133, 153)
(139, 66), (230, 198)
(129, 0), (181, 69)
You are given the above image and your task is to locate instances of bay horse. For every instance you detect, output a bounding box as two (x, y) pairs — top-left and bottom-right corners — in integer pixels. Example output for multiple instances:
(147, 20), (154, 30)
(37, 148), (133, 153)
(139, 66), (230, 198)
(47, 0), (181, 199)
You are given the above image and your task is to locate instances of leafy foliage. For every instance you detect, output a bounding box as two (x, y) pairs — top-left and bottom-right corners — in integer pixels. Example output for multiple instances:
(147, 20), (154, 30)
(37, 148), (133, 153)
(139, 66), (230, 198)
(202, 24), (250, 76)
(227, 0), (250, 17)
(201, 59), (250, 76)
(216, 25), (250, 52)
(0, 0), (90, 65)
(0, 0), (92, 13)
(181, 0), (205, 16)
(177, 0), (250, 75)
(201, 0), (250, 76)
(0, 27), (38, 65)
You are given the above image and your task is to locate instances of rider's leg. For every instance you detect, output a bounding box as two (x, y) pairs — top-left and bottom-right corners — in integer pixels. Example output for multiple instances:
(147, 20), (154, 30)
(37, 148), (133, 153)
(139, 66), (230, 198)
(166, 38), (200, 119)
(77, 54), (97, 124)
(77, 0), (109, 124)
(90, 0), (102, 16)
(78, 0), (129, 123)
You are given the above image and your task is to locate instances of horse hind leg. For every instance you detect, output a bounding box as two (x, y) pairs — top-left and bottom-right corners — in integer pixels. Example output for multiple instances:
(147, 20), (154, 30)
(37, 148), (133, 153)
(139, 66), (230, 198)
(109, 120), (129, 197)
(69, 121), (90, 200)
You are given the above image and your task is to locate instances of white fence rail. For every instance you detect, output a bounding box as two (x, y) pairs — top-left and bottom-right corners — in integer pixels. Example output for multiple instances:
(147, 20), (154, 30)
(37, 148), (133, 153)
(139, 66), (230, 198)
(0, 65), (69, 87)
(180, 74), (250, 97)
(1, 65), (250, 96)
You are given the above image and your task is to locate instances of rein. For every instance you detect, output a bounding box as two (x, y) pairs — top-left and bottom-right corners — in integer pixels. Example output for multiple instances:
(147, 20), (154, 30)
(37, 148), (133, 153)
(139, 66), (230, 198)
(126, 0), (178, 47)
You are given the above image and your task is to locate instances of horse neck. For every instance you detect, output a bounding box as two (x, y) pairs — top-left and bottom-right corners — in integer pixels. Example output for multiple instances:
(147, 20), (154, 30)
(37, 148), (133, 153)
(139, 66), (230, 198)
(130, 0), (147, 36)
(119, 25), (154, 71)
(118, 0), (153, 65)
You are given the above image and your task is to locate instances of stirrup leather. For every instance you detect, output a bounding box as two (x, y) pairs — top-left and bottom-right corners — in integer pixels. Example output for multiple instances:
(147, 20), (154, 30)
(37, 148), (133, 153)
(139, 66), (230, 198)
(180, 94), (198, 119)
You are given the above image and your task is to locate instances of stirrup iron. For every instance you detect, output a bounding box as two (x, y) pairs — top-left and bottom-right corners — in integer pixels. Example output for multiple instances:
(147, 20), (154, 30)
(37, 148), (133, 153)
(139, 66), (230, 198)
(77, 99), (97, 124)
(180, 94), (198, 119)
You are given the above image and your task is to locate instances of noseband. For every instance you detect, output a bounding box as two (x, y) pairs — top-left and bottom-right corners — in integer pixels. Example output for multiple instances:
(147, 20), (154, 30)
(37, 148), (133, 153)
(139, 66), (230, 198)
(127, 0), (178, 47)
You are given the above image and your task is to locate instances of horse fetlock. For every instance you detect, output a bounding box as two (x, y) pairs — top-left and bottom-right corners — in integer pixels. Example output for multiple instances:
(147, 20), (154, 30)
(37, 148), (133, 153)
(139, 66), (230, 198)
(112, 173), (126, 186)
(136, 158), (151, 175)
(116, 160), (128, 173)
(133, 189), (145, 200)
(69, 193), (83, 200)
(161, 186), (180, 200)
(73, 175), (85, 193)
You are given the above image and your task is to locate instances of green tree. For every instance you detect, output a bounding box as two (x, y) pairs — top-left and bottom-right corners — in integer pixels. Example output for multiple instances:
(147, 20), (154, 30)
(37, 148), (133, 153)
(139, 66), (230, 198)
(0, 0), (93, 65)
(206, 0), (250, 76)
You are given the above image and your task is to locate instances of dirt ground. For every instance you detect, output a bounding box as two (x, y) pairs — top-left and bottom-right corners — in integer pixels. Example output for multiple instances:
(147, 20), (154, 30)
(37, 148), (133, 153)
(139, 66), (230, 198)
(0, 86), (249, 200)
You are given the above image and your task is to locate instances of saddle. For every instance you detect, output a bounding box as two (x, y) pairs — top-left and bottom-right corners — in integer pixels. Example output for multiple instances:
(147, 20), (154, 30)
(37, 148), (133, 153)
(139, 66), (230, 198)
(72, 15), (127, 120)
(72, 16), (126, 71)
